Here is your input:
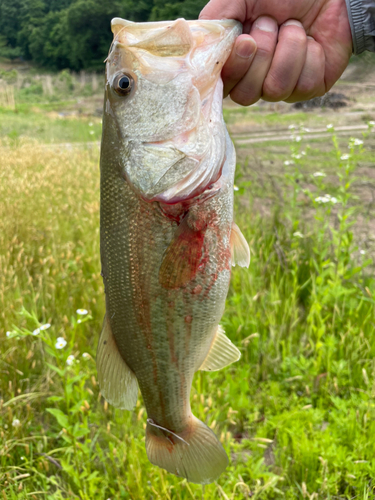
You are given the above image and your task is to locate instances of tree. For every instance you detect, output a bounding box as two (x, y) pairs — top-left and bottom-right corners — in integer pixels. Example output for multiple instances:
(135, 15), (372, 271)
(120, 0), (154, 22)
(0, 0), (207, 71)
(0, 0), (25, 58)
(150, 0), (207, 21)
(16, 0), (48, 60)
(65, 0), (127, 70)
(28, 11), (71, 69)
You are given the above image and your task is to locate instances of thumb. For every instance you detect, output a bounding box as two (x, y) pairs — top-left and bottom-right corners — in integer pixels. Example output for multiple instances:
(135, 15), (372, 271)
(222, 35), (257, 97)
(199, 0), (248, 22)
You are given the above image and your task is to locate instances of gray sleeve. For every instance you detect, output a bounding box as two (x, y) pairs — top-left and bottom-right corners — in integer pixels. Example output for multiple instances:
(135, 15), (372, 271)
(345, 0), (375, 53)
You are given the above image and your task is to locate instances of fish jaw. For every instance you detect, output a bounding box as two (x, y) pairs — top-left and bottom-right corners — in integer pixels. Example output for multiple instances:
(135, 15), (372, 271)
(104, 18), (242, 204)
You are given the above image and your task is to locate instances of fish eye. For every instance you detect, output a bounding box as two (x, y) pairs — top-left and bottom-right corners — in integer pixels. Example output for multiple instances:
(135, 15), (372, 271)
(113, 73), (134, 96)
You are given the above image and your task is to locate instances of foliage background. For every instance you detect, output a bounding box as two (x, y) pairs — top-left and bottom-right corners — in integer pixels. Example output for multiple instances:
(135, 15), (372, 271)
(0, 0), (207, 71)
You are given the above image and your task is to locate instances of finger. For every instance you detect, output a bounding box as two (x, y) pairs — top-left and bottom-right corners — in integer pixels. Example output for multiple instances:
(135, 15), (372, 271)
(285, 36), (326, 103)
(199, 0), (247, 23)
(262, 20), (307, 102)
(222, 35), (257, 98)
(229, 16), (278, 106)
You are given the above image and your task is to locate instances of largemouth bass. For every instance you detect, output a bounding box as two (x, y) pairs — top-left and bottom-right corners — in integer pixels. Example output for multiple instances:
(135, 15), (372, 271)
(97, 17), (250, 485)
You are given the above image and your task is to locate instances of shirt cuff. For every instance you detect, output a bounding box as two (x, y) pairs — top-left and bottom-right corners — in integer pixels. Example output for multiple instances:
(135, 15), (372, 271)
(345, 0), (375, 53)
(345, 0), (366, 53)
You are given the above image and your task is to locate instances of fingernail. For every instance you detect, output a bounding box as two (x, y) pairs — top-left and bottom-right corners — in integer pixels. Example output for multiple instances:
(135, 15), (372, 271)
(307, 35), (315, 40)
(235, 38), (256, 58)
(255, 16), (276, 33)
(283, 20), (304, 28)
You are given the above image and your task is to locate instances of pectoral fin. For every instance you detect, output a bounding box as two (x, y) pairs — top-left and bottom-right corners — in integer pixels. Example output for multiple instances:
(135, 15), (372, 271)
(96, 315), (138, 410)
(199, 325), (241, 372)
(230, 222), (250, 268)
(159, 217), (205, 290)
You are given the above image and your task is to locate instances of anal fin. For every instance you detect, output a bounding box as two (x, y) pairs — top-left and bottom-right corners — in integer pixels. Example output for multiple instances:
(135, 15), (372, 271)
(230, 222), (250, 268)
(96, 315), (138, 410)
(199, 325), (241, 372)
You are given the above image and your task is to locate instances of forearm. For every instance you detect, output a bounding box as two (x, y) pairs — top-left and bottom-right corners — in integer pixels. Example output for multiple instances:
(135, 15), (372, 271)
(345, 0), (375, 52)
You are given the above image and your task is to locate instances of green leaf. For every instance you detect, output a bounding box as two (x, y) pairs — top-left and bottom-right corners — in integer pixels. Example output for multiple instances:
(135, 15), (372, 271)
(46, 363), (65, 377)
(72, 423), (90, 438)
(46, 408), (69, 428)
(47, 396), (64, 403)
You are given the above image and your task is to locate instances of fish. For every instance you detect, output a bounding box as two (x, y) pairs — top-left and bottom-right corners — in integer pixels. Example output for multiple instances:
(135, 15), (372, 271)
(97, 17), (250, 485)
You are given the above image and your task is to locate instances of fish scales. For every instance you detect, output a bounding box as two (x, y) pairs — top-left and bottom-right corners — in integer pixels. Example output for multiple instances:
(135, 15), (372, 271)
(101, 133), (233, 426)
(97, 17), (250, 485)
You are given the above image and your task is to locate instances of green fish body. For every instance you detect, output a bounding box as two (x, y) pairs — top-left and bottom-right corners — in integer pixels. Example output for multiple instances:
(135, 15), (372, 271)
(97, 17), (250, 484)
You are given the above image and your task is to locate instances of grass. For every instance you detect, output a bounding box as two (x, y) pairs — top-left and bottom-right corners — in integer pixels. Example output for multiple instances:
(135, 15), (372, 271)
(1, 95), (375, 498)
(0, 108), (102, 144)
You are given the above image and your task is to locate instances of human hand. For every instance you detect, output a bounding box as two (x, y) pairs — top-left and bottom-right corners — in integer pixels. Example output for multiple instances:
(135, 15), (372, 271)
(200, 0), (353, 104)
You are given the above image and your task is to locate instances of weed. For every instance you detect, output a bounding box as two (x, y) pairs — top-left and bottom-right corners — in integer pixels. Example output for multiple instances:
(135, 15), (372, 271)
(1, 121), (375, 498)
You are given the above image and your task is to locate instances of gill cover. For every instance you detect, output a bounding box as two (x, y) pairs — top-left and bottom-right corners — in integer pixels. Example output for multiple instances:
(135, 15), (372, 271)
(105, 18), (242, 204)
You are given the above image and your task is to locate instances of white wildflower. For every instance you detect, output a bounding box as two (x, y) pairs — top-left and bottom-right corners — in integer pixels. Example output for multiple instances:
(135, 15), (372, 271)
(20, 456), (25, 460)
(40, 323), (51, 331)
(341, 154), (349, 160)
(82, 352), (90, 359)
(301, 151), (307, 155)
(292, 154), (302, 159)
(284, 160), (295, 166)
(313, 172), (326, 178)
(66, 355), (75, 366)
(293, 232), (304, 238)
(315, 196), (330, 204)
(6, 331), (12, 337)
(76, 309), (88, 316)
(302, 127), (310, 132)
(326, 124), (334, 130)
(349, 138), (363, 147)
(88, 122), (94, 127)
(295, 136), (302, 142)
(368, 121), (375, 126)
(77, 319), (82, 324)
(360, 250), (366, 255)
(32, 328), (40, 336)
(233, 185), (239, 192)
(288, 124), (296, 130)
(12, 419), (21, 428)
(55, 337), (67, 349)
(89, 130), (95, 135)
(315, 194), (339, 204)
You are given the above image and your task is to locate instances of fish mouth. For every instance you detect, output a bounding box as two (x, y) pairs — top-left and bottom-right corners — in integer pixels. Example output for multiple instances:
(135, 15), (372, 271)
(125, 79), (227, 205)
(107, 17), (242, 91)
(107, 18), (241, 204)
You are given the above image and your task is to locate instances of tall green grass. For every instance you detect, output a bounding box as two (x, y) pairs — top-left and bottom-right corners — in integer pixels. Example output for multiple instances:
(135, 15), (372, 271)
(1, 124), (375, 499)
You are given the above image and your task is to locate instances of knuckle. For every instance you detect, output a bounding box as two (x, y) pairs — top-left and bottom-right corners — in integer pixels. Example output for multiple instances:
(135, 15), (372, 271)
(296, 77), (317, 96)
(262, 73), (289, 100)
(230, 86), (259, 106)
(281, 26), (307, 46)
(309, 40), (324, 61)
(255, 44), (276, 61)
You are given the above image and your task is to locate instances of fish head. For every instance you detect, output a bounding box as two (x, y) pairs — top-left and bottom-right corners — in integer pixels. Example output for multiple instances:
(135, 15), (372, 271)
(104, 17), (241, 203)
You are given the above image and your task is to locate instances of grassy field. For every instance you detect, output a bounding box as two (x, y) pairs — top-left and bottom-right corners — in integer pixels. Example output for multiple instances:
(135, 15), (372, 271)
(1, 68), (375, 499)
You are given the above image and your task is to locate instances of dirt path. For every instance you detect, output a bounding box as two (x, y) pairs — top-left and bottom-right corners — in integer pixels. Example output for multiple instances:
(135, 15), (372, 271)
(232, 124), (370, 145)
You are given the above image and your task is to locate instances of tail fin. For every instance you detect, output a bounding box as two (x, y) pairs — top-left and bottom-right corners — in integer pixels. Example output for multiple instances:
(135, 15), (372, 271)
(146, 415), (228, 484)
